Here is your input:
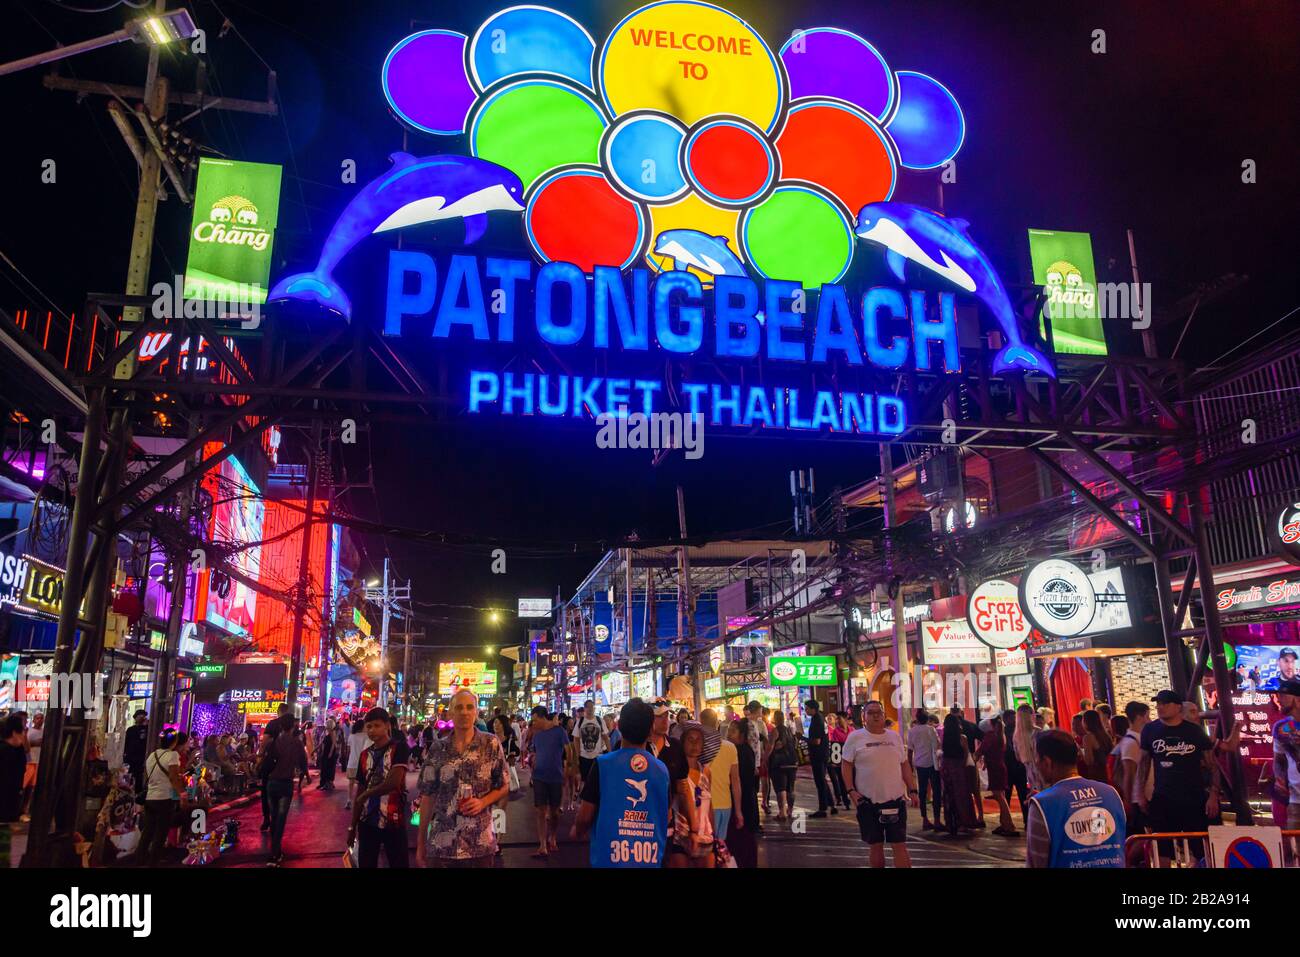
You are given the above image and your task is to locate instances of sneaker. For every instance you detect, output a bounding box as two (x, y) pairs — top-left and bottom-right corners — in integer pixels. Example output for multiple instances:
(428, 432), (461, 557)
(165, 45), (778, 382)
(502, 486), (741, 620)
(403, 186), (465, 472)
(809, 810), (828, 819)
(921, 820), (933, 830)
(829, 806), (838, 815)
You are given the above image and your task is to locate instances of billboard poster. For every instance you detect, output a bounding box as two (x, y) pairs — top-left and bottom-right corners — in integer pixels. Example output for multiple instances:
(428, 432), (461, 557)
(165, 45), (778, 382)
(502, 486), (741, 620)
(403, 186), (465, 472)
(1233, 644), (1299, 692)
(1028, 228), (1106, 356)
(439, 660), (498, 696)
(184, 157), (283, 303)
(200, 452), (263, 637)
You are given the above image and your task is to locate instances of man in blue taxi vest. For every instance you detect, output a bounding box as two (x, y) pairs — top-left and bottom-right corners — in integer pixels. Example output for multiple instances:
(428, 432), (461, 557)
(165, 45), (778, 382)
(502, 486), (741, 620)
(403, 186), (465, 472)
(1026, 729), (1127, 868)
(572, 697), (669, 868)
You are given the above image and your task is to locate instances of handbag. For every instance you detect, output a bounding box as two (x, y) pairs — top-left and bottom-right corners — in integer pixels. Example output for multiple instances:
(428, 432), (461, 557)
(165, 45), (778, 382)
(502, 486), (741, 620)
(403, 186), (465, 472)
(508, 763), (520, 793)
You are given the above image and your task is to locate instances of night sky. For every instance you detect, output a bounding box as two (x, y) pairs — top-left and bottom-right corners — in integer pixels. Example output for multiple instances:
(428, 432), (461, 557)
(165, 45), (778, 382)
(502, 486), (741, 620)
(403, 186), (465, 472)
(4, 0), (1298, 648)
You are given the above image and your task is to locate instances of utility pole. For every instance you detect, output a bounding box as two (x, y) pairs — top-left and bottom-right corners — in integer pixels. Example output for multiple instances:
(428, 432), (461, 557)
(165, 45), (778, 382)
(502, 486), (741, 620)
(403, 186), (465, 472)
(366, 558), (410, 709)
(879, 443), (910, 737)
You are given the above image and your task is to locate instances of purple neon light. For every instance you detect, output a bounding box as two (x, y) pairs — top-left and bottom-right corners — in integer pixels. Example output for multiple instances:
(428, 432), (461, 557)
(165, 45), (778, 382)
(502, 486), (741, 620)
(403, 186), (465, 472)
(382, 31), (477, 136)
(780, 28), (895, 122)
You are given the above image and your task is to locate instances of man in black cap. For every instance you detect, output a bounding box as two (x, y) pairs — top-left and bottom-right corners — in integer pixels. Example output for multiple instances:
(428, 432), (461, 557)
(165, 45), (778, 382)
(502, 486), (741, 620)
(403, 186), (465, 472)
(1272, 677), (1300, 833)
(1137, 690), (1217, 864)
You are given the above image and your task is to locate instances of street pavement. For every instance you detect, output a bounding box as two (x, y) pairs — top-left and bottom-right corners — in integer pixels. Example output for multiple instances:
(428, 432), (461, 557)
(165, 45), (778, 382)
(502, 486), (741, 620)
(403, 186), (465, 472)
(201, 762), (1025, 869)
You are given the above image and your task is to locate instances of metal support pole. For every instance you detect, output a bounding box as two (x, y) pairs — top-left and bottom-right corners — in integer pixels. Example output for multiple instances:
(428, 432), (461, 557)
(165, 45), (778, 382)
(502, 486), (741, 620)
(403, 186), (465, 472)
(1188, 496), (1253, 824)
(23, 389), (107, 865)
(286, 423), (321, 712)
(378, 557), (392, 709)
(1153, 551), (1193, 696)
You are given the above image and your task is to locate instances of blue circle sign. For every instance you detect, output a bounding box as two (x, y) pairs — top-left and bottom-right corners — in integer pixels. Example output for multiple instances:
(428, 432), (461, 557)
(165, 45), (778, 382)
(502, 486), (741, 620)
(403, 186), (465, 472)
(1224, 836), (1273, 868)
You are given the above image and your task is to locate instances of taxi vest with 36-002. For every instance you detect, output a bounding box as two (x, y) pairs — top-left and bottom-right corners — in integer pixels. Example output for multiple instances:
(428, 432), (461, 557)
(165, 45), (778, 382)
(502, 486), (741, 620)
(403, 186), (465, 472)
(590, 747), (670, 868)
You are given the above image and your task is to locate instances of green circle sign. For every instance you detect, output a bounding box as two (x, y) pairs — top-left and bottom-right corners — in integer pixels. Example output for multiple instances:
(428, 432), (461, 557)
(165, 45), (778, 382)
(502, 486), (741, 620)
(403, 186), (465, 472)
(740, 184), (853, 288)
(469, 79), (606, 192)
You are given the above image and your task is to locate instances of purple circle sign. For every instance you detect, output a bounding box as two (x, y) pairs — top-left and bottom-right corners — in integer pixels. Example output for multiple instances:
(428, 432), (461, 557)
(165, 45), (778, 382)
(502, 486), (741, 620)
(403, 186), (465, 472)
(780, 28), (896, 122)
(382, 30), (477, 136)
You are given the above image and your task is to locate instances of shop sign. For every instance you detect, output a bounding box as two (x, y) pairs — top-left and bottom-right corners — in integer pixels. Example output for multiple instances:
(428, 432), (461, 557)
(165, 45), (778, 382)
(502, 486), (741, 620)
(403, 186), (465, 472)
(1020, 559), (1097, 638)
(703, 676), (723, 699)
(994, 644), (1029, 676)
(178, 623), (205, 658)
(630, 668), (657, 700)
(194, 662), (226, 676)
(19, 557), (68, 618)
(709, 645), (724, 673)
(0, 548), (29, 606)
(723, 668), (768, 694)
(966, 578), (1031, 649)
(518, 597), (551, 618)
(439, 661), (498, 696)
(1027, 635), (1091, 658)
(920, 619), (991, 666)
(353, 607), (372, 636)
(602, 671), (630, 706)
(1272, 501), (1300, 562)
(125, 671), (153, 699)
(768, 655), (837, 687)
(1216, 574), (1300, 615)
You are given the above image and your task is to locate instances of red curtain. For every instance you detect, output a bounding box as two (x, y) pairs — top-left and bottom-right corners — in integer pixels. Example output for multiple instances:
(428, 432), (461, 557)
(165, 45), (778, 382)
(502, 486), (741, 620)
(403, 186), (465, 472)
(1050, 657), (1092, 727)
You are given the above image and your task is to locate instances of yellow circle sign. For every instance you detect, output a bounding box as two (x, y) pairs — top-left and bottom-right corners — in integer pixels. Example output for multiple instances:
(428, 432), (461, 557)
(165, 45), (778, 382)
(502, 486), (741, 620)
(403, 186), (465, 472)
(599, 1), (785, 133)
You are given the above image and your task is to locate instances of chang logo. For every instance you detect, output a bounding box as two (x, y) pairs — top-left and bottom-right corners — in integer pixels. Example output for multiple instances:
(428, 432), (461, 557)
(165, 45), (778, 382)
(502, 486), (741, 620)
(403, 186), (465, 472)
(193, 195), (271, 251)
(1044, 259), (1096, 316)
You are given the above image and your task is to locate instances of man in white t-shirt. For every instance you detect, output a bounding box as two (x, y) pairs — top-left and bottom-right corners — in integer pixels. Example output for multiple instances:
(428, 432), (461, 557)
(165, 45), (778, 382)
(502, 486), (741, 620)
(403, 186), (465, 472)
(841, 700), (918, 868)
(1114, 700), (1154, 833)
(575, 699), (608, 784)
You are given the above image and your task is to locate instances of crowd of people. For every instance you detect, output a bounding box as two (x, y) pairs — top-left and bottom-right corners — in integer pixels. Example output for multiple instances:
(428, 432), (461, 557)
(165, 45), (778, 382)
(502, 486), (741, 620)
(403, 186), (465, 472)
(4, 672), (1297, 870)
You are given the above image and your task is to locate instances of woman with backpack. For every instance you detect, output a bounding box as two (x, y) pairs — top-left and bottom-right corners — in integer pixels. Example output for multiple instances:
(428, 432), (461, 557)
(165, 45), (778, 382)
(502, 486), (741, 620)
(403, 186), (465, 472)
(765, 710), (799, 822)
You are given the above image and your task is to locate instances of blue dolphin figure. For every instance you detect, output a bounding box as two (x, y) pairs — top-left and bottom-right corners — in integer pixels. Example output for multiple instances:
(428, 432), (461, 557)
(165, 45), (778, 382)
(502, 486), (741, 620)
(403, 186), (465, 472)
(855, 201), (1055, 376)
(269, 152), (524, 318)
(654, 229), (747, 278)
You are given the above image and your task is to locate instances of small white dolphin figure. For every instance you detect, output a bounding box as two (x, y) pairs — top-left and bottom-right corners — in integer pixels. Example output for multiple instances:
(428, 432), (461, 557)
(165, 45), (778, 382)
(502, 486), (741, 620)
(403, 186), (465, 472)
(625, 778), (648, 807)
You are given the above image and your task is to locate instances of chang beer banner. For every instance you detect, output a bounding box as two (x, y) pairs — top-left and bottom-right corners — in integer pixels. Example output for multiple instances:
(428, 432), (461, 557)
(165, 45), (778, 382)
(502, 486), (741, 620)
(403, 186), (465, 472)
(1028, 228), (1105, 356)
(184, 158), (283, 304)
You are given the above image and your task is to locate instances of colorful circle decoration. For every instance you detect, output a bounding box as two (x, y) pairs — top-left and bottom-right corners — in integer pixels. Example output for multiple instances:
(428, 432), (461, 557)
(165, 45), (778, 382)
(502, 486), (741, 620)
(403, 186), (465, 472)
(381, 31), (478, 135)
(469, 5), (597, 91)
(887, 71), (965, 170)
(525, 167), (648, 273)
(740, 184), (854, 288)
(776, 99), (896, 215)
(682, 117), (777, 207)
(779, 27), (895, 122)
(468, 79), (607, 192)
(602, 111), (689, 203)
(381, 3), (967, 285)
(598, 1), (785, 134)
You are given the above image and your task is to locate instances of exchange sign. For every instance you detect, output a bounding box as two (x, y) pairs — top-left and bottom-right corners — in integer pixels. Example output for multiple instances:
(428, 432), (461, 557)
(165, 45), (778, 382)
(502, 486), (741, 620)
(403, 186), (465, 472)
(767, 655), (837, 687)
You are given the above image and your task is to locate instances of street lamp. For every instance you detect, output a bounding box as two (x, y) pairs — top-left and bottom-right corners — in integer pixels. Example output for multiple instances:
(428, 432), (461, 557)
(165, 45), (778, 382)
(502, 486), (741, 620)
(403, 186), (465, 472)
(0, 9), (199, 77)
(488, 610), (501, 625)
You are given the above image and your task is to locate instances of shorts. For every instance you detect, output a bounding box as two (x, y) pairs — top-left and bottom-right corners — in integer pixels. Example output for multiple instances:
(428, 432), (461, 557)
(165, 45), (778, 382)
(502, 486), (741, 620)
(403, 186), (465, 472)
(856, 796), (908, 845)
(579, 756), (596, 779)
(533, 779), (563, 808)
(769, 766), (796, 794)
